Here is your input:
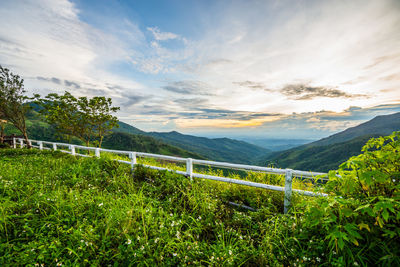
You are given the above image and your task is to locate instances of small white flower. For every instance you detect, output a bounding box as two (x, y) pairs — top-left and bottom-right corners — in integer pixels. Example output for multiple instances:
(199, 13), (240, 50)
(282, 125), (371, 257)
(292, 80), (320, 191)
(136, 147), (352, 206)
(126, 239), (132, 245)
(173, 253), (177, 257)
(155, 238), (159, 243)
(98, 203), (103, 207)
(229, 250), (232, 255)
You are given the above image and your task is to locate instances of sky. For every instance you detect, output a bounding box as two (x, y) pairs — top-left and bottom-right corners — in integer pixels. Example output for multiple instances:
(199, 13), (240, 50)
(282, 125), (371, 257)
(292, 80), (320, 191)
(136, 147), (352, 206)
(0, 0), (399, 139)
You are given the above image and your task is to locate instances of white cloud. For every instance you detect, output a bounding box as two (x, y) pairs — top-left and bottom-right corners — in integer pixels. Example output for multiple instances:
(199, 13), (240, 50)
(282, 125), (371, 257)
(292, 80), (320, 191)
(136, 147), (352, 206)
(147, 26), (180, 41)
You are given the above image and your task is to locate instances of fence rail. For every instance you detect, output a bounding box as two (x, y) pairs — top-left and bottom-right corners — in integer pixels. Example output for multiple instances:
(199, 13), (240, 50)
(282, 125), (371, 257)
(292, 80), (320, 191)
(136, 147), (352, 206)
(13, 138), (328, 213)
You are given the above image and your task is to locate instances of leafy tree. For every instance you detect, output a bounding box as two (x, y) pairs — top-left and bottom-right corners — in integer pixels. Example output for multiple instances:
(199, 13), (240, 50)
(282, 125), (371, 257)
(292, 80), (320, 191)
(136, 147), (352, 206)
(36, 91), (120, 147)
(78, 96), (120, 148)
(0, 66), (31, 147)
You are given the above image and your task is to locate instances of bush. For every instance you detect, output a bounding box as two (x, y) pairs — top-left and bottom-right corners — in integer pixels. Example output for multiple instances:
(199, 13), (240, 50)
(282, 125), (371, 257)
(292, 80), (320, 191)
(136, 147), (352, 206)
(298, 132), (400, 265)
(0, 142), (10, 149)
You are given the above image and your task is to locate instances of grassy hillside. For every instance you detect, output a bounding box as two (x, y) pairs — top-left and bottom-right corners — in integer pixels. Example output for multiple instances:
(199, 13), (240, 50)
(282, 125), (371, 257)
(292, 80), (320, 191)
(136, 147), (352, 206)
(0, 149), (309, 265)
(149, 131), (271, 164)
(1, 133), (399, 265)
(260, 112), (400, 171)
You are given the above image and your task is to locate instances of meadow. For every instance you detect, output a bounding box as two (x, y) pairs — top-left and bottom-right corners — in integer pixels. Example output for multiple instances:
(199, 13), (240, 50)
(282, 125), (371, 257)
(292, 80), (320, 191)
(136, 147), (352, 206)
(0, 132), (399, 266)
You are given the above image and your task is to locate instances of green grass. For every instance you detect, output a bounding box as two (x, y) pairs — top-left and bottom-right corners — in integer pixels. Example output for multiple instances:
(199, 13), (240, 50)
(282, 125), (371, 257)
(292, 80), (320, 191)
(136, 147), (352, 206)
(1, 147), (398, 266)
(0, 149), (321, 266)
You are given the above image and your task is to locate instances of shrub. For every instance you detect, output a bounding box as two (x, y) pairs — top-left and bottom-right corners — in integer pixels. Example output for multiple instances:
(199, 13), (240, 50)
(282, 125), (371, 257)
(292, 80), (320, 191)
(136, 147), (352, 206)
(299, 132), (400, 265)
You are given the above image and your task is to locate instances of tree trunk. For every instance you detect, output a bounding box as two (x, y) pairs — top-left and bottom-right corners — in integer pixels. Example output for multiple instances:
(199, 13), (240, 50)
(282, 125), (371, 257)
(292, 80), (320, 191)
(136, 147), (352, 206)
(22, 129), (31, 149)
(0, 124), (4, 144)
(98, 135), (104, 148)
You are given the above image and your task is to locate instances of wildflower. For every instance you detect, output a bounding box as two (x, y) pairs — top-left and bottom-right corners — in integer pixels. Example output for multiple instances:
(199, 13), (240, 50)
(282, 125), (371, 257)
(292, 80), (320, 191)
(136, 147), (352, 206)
(176, 231), (181, 239)
(354, 262), (359, 266)
(198, 216), (201, 220)
(229, 250), (232, 255)
(98, 203), (103, 207)
(126, 239), (132, 245)
(316, 257), (321, 262)
(141, 245), (144, 250)
(56, 263), (62, 266)
(155, 238), (159, 243)
(173, 253), (177, 257)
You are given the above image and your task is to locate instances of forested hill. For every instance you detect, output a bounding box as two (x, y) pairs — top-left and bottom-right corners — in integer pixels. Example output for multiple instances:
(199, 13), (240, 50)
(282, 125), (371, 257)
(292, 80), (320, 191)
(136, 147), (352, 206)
(259, 112), (400, 172)
(149, 131), (271, 164)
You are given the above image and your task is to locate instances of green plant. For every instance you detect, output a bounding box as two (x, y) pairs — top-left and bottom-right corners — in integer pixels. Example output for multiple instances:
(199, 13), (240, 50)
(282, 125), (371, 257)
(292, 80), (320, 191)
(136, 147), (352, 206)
(298, 131), (400, 265)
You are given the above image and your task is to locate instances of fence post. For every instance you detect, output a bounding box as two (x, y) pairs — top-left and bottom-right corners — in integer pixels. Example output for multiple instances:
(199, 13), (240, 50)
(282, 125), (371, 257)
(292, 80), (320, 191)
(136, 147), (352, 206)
(284, 169), (293, 214)
(13, 138), (16, 149)
(39, 141), (43, 150)
(70, 145), (76, 156)
(53, 143), (57, 151)
(95, 148), (100, 158)
(20, 139), (23, 148)
(129, 152), (137, 171)
(186, 158), (193, 181)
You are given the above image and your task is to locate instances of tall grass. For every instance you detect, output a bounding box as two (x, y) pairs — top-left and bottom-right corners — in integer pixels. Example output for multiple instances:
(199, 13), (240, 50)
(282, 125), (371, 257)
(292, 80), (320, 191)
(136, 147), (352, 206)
(0, 149), (323, 265)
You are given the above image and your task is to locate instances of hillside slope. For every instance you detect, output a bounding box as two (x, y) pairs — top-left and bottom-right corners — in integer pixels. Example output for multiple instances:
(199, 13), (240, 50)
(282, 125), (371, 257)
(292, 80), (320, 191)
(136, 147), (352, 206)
(260, 112), (400, 172)
(149, 131), (271, 164)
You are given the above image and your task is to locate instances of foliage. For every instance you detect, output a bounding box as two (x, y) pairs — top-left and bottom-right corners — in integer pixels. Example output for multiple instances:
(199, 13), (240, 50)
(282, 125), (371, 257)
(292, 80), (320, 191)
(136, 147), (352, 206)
(0, 66), (31, 146)
(297, 131), (400, 265)
(35, 92), (120, 147)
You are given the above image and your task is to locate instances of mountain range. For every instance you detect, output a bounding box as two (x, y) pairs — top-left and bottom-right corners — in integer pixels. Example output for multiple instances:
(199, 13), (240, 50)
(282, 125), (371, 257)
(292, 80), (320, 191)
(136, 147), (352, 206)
(5, 105), (400, 172)
(259, 112), (400, 172)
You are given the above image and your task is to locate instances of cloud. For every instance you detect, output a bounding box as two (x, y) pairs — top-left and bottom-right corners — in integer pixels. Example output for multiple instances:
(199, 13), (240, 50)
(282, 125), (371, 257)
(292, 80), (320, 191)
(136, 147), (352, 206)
(162, 81), (215, 95)
(64, 80), (81, 89)
(121, 94), (151, 107)
(233, 80), (271, 91)
(280, 83), (368, 100)
(36, 76), (62, 85)
(147, 26), (180, 41)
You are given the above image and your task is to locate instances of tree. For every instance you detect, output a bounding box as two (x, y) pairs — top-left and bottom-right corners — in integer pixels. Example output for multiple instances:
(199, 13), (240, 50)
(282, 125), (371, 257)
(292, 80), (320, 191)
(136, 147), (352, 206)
(0, 66), (31, 147)
(36, 91), (120, 147)
(78, 96), (120, 148)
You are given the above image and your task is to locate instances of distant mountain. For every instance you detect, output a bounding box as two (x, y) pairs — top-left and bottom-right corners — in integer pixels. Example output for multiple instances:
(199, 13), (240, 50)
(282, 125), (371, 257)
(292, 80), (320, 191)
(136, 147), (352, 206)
(147, 131), (271, 164)
(238, 137), (313, 151)
(308, 112), (400, 147)
(259, 112), (400, 172)
(102, 132), (204, 159)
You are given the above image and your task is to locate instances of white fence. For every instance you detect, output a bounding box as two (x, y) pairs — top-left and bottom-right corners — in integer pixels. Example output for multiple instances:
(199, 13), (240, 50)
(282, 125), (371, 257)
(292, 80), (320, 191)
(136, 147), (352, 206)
(13, 138), (328, 213)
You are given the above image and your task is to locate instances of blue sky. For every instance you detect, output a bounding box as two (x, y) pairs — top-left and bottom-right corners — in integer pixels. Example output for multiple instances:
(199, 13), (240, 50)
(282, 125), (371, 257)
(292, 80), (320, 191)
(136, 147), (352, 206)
(1, 0), (400, 139)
